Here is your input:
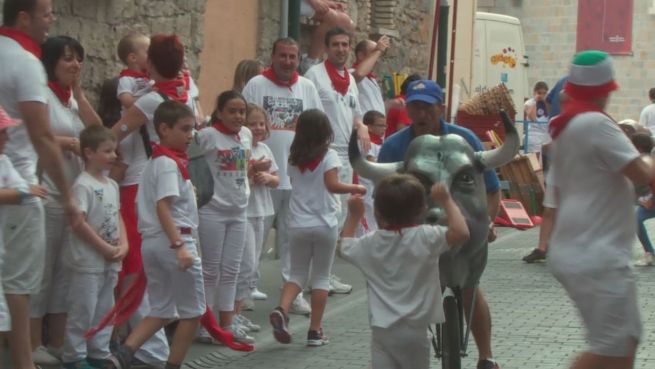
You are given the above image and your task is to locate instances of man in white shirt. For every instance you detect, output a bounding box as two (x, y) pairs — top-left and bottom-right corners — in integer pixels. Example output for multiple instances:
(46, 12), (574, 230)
(304, 27), (371, 294)
(639, 87), (655, 136)
(243, 37), (323, 314)
(350, 36), (390, 116)
(0, 1), (81, 368)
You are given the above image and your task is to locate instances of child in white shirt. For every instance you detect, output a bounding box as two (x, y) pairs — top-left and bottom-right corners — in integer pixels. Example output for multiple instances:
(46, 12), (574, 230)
(338, 174), (470, 369)
(269, 109), (366, 347)
(63, 125), (128, 369)
(235, 104), (279, 330)
(358, 110), (386, 233)
(196, 90), (255, 344)
(109, 101), (205, 369)
(116, 32), (151, 109)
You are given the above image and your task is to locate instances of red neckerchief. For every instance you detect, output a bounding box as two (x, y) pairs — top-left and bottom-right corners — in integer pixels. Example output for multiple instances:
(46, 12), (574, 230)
(119, 69), (149, 79)
(153, 78), (189, 103)
(47, 81), (71, 107)
(351, 61), (377, 80)
(212, 120), (241, 142)
(151, 143), (189, 180)
(297, 154), (324, 173)
(182, 70), (191, 92)
(324, 59), (350, 96)
(549, 99), (608, 140)
(370, 133), (383, 146)
(0, 27), (41, 59)
(381, 223), (420, 234)
(261, 66), (298, 91)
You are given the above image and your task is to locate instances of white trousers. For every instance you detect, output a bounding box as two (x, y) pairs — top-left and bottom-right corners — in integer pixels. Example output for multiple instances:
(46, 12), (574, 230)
(371, 322), (430, 369)
(31, 202), (71, 317)
(264, 189), (292, 282)
(3, 201), (45, 294)
(0, 241), (8, 332)
(237, 216), (265, 300)
(288, 225), (338, 291)
(62, 269), (118, 363)
(336, 158), (353, 230)
(199, 208), (247, 312)
(129, 294), (169, 369)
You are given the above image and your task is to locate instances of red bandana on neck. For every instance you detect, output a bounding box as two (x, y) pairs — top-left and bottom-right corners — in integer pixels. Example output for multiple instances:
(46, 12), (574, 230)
(549, 100), (608, 140)
(153, 78), (188, 104)
(0, 27), (41, 59)
(297, 154), (324, 173)
(369, 133), (383, 146)
(381, 223), (419, 234)
(324, 60), (350, 96)
(351, 62), (377, 81)
(212, 121), (240, 142)
(119, 69), (149, 79)
(151, 143), (189, 180)
(47, 81), (71, 107)
(182, 70), (191, 92)
(261, 67), (298, 91)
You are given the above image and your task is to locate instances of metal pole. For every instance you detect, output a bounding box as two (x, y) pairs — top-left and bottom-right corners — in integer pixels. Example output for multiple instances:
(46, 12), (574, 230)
(280, 0), (289, 38)
(436, 1), (449, 88)
(428, 0), (441, 80)
(288, 0), (301, 42)
(445, 0), (458, 121)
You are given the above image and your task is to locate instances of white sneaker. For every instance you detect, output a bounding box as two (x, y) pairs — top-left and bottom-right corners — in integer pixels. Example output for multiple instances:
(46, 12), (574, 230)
(195, 327), (216, 344)
(251, 288), (268, 300)
(329, 274), (353, 294)
(235, 314), (261, 332)
(241, 298), (255, 311)
(228, 323), (256, 344)
(32, 346), (60, 366)
(289, 293), (311, 315)
(636, 252), (654, 266)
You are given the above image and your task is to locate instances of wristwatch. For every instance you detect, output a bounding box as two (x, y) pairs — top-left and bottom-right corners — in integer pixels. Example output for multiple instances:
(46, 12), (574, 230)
(170, 239), (184, 249)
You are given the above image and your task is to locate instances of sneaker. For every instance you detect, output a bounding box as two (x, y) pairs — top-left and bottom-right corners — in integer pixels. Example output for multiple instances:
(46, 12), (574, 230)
(235, 314), (261, 332)
(63, 360), (94, 369)
(477, 359), (501, 369)
(289, 293), (311, 315)
(87, 357), (112, 369)
(269, 307), (291, 344)
(33, 345), (61, 366)
(195, 327), (217, 344)
(307, 328), (329, 347)
(241, 298), (255, 311)
(107, 345), (133, 369)
(522, 248), (546, 263)
(636, 252), (654, 267)
(227, 323), (256, 345)
(250, 288), (268, 300)
(329, 274), (353, 294)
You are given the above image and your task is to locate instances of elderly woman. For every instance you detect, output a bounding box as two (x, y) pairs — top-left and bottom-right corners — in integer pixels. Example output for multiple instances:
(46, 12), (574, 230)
(31, 35), (102, 366)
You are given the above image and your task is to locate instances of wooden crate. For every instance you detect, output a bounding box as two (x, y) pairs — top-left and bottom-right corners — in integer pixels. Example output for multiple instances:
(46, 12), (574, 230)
(498, 155), (545, 216)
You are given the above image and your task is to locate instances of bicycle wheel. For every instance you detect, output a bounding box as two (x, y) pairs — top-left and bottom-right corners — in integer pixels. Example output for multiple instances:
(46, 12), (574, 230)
(441, 295), (461, 369)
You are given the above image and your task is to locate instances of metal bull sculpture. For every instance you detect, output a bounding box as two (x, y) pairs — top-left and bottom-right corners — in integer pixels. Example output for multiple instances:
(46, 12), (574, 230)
(349, 112), (520, 288)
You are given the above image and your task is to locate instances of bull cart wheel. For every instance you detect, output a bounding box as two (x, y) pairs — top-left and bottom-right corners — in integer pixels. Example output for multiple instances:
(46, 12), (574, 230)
(441, 295), (461, 369)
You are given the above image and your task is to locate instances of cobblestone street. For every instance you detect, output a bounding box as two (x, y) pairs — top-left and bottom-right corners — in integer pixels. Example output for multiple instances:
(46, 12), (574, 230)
(182, 225), (655, 369)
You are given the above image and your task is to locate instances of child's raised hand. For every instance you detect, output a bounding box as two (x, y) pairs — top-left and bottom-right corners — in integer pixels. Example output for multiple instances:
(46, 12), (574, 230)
(347, 195), (365, 219)
(29, 185), (48, 199)
(351, 184), (366, 195)
(430, 183), (451, 205)
(176, 247), (194, 270)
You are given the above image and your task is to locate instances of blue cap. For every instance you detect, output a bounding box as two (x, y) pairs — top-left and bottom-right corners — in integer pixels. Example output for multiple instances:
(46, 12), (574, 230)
(405, 80), (444, 105)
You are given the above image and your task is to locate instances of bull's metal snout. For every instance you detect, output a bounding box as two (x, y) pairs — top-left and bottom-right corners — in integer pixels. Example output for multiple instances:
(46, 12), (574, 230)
(425, 208), (447, 225)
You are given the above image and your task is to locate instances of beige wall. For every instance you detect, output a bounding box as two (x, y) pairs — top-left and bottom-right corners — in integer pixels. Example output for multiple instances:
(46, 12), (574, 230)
(198, 0), (259, 115)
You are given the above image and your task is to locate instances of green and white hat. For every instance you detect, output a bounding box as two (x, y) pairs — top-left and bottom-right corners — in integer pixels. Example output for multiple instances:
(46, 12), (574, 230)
(564, 50), (618, 101)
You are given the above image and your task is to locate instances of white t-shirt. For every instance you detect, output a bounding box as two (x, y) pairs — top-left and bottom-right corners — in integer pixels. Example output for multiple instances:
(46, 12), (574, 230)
(242, 74), (323, 190)
(41, 89), (85, 200)
(196, 125), (253, 211)
(639, 103), (655, 136)
(0, 36), (48, 185)
(288, 148), (341, 228)
(360, 141), (381, 207)
(133, 91), (166, 144)
(0, 154), (28, 260)
(247, 142), (278, 218)
(340, 224), (449, 328)
(524, 98), (551, 152)
(305, 63), (363, 159)
(117, 76), (152, 101)
(549, 112), (639, 273)
(137, 156), (199, 237)
(69, 172), (121, 273)
(349, 69), (385, 116)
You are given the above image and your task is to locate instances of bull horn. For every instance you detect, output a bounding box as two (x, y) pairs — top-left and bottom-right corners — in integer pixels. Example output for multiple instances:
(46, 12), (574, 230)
(475, 110), (520, 169)
(348, 129), (402, 183)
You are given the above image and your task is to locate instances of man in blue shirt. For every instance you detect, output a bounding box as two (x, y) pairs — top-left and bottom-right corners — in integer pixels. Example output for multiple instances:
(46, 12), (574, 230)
(378, 80), (501, 369)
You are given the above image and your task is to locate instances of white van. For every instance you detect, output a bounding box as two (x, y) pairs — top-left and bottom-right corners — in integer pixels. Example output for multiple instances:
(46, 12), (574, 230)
(472, 12), (529, 120)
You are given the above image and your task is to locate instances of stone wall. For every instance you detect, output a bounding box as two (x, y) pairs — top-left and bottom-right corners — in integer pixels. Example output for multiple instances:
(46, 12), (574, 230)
(480, 0), (655, 120)
(257, 0), (435, 80)
(0, 0), (207, 106)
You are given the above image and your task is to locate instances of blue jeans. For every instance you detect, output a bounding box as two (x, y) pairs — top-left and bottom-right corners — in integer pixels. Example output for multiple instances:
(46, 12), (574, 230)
(637, 205), (655, 254)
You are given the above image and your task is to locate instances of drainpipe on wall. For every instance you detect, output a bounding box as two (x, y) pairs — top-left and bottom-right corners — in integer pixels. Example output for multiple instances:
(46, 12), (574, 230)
(280, 0), (289, 37)
(288, 0), (301, 41)
(436, 0), (450, 89)
(427, 0), (441, 81)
